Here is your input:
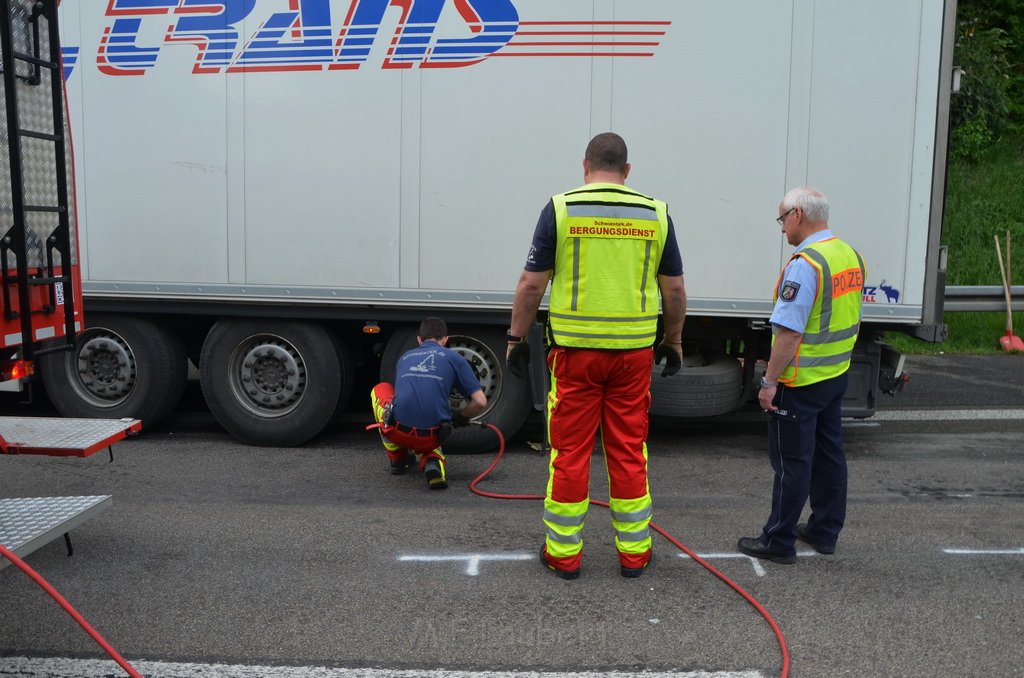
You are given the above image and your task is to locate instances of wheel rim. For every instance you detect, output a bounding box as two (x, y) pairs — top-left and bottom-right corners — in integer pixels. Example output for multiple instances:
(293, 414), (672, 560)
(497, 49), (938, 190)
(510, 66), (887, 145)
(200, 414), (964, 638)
(69, 328), (137, 408)
(447, 335), (501, 415)
(227, 334), (307, 418)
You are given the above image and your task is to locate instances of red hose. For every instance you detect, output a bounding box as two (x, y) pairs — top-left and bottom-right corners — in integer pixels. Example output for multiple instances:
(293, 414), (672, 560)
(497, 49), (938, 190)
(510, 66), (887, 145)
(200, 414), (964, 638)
(470, 423), (791, 678)
(0, 543), (143, 678)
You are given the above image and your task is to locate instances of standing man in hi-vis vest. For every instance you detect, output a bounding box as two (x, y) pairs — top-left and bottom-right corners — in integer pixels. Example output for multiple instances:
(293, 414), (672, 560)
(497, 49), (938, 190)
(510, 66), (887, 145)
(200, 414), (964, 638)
(506, 133), (687, 580)
(738, 187), (866, 564)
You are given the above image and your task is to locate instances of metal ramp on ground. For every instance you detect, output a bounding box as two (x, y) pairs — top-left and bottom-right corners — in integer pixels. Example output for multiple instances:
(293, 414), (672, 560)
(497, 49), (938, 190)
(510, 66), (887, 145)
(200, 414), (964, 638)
(0, 416), (140, 567)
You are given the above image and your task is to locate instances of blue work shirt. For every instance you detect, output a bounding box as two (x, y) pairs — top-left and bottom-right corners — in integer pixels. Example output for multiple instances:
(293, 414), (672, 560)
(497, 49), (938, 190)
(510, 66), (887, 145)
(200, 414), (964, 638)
(524, 199), (684, 276)
(769, 229), (834, 333)
(393, 340), (483, 429)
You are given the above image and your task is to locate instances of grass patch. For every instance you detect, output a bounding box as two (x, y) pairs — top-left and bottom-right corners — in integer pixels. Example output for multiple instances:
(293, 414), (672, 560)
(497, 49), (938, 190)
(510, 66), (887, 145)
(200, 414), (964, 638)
(944, 132), (1024, 286)
(892, 132), (1024, 354)
(887, 311), (1024, 354)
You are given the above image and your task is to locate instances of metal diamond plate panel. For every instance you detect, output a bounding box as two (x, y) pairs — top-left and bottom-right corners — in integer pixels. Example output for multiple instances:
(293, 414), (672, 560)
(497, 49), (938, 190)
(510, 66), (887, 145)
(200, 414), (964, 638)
(1, 0), (78, 268)
(0, 495), (112, 569)
(0, 416), (142, 456)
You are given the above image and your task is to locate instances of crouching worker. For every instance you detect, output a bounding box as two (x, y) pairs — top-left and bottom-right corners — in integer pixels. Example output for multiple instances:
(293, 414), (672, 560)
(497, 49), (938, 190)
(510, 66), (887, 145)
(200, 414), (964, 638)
(369, 317), (487, 490)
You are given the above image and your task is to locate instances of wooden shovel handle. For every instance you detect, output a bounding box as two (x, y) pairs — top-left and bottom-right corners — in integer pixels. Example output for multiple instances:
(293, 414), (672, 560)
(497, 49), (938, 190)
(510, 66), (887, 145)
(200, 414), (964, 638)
(996, 235), (1013, 332)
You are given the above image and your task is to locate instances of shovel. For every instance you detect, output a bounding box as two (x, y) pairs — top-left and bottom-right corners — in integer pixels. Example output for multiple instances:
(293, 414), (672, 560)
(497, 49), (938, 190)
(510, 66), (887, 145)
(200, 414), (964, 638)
(994, 232), (1024, 352)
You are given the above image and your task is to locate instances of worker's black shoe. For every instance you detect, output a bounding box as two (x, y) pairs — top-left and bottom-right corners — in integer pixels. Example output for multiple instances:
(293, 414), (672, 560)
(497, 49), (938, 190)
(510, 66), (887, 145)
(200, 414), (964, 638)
(388, 454), (417, 475)
(423, 458), (448, 490)
(620, 552), (652, 578)
(737, 537), (796, 564)
(540, 547), (580, 580)
(796, 523), (836, 554)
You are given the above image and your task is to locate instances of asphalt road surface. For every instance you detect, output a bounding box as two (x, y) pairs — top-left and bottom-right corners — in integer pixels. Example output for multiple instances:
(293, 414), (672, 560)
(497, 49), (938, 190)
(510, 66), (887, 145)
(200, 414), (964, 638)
(0, 354), (1022, 678)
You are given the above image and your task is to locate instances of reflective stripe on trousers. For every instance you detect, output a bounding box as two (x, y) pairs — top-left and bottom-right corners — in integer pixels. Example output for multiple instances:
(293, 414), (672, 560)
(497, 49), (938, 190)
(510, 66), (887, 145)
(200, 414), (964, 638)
(609, 496), (653, 555)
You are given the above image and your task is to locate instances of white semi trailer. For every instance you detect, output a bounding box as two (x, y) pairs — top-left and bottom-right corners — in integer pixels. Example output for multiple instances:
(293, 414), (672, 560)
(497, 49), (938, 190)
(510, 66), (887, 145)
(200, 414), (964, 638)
(36, 0), (956, 447)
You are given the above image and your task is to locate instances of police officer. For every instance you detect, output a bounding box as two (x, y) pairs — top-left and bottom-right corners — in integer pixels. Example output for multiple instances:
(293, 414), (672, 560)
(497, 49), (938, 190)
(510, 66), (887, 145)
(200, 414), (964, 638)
(738, 187), (865, 563)
(370, 317), (487, 490)
(507, 132), (686, 579)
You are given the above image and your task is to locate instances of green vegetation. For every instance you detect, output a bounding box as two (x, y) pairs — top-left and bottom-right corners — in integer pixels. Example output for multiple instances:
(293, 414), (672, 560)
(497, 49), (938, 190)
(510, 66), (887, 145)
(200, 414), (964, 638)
(888, 132), (1024, 355)
(888, 0), (1023, 355)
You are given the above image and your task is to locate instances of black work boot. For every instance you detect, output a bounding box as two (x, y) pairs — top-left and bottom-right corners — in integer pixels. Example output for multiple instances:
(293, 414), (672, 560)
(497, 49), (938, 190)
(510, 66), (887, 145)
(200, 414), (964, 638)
(388, 453), (416, 475)
(423, 458), (447, 490)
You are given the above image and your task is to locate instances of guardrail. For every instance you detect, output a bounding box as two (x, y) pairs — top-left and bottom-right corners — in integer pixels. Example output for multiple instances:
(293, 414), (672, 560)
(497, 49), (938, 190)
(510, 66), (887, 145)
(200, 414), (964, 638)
(944, 285), (1024, 312)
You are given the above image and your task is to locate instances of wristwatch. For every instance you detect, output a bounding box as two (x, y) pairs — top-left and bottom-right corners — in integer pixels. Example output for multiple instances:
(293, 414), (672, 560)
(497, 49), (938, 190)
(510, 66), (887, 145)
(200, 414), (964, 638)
(506, 330), (526, 343)
(759, 376), (778, 389)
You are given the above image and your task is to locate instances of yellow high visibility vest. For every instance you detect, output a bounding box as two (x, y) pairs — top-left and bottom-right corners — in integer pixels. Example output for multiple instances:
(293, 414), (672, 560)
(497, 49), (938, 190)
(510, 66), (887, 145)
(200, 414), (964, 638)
(549, 183), (669, 349)
(774, 237), (866, 386)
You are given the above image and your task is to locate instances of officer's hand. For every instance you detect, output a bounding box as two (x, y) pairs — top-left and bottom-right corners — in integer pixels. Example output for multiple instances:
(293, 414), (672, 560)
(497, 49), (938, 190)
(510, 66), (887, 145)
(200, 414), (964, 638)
(507, 340), (530, 379)
(654, 340), (683, 377)
(451, 410), (471, 428)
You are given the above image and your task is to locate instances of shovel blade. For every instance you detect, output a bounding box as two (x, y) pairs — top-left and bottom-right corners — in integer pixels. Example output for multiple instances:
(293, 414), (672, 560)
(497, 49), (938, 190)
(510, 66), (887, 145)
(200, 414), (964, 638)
(1000, 332), (1024, 353)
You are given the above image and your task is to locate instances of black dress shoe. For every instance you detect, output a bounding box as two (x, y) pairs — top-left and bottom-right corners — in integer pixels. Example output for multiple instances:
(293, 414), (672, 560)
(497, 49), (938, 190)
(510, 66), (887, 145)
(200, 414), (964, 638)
(796, 523), (836, 554)
(737, 537), (796, 564)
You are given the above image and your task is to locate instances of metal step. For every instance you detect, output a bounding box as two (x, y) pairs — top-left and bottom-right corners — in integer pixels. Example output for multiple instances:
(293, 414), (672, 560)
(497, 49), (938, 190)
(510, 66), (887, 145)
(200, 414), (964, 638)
(0, 495), (112, 570)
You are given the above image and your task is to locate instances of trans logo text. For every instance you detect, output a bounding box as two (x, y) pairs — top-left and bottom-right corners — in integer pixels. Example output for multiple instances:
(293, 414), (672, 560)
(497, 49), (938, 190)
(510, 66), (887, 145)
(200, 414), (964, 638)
(61, 1), (671, 77)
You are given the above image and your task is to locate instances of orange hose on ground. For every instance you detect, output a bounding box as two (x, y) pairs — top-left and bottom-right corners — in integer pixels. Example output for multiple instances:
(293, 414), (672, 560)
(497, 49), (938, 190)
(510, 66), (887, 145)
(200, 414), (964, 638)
(0, 543), (142, 678)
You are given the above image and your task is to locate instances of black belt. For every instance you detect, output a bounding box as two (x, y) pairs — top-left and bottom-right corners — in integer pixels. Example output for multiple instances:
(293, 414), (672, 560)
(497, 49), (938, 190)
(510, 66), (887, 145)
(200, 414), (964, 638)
(394, 422), (440, 437)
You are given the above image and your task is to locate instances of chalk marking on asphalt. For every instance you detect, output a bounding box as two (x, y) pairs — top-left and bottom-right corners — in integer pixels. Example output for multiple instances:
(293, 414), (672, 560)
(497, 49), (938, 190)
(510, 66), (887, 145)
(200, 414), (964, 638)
(397, 550), (821, 578)
(398, 552), (534, 576)
(676, 551), (819, 577)
(0, 657), (767, 678)
(943, 547), (1024, 555)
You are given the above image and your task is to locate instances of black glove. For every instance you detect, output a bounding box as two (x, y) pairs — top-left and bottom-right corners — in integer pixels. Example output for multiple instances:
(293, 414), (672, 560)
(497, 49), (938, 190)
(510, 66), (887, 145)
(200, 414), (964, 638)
(437, 421), (454, 444)
(654, 341), (682, 377)
(507, 340), (530, 379)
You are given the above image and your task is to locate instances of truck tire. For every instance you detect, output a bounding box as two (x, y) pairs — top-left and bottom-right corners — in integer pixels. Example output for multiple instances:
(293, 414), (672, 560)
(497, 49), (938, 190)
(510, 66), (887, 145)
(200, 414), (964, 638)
(380, 325), (532, 453)
(38, 313), (188, 427)
(649, 354), (743, 419)
(199, 319), (349, 447)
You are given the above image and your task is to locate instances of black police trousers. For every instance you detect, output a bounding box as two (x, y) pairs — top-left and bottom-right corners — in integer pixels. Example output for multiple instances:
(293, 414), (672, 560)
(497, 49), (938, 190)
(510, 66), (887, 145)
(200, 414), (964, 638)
(759, 372), (849, 556)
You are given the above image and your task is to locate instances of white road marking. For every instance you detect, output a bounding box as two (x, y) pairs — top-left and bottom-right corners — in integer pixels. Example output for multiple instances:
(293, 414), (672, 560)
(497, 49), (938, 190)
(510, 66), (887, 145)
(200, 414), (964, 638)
(870, 409), (1024, 421)
(398, 552), (534, 575)
(943, 547), (1024, 555)
(722, 409), (1024, 424)
(676, 551), (818, 577)
(0, 657), (766, 678)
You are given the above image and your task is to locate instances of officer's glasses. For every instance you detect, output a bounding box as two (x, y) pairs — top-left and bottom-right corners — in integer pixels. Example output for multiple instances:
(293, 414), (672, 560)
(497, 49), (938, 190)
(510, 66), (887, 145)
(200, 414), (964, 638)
(776, 207), (796, 226)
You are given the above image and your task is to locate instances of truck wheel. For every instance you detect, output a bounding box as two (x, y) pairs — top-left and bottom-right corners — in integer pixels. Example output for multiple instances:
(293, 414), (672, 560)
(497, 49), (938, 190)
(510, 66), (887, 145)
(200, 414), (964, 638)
(649, 354), (743, 419)
(38, 313), (188, 427)
(380, 325), (532, 453)
(199, 319), (345, 447)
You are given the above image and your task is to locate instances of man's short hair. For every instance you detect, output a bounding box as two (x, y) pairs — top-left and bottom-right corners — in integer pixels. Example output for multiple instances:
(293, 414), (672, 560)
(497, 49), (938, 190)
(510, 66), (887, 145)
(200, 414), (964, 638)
(585, 132), (628, 173)
(782, 187), (830, 223)
(419, 317), (448, 340)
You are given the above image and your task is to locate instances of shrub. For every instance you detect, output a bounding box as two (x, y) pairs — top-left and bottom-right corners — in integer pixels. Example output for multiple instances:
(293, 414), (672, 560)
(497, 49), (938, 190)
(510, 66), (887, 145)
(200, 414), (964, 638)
(950, 15), (1014, 161)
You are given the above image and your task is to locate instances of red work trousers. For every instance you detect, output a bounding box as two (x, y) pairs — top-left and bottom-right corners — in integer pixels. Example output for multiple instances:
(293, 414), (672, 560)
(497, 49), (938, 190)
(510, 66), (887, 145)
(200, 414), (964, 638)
(543, 346), (654, 573)
(370, 382), (445, 472)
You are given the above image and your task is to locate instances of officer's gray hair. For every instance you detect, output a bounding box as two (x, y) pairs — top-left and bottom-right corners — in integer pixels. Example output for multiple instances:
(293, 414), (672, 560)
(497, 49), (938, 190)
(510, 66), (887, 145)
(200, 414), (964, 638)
(782, 187), (829, 223)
